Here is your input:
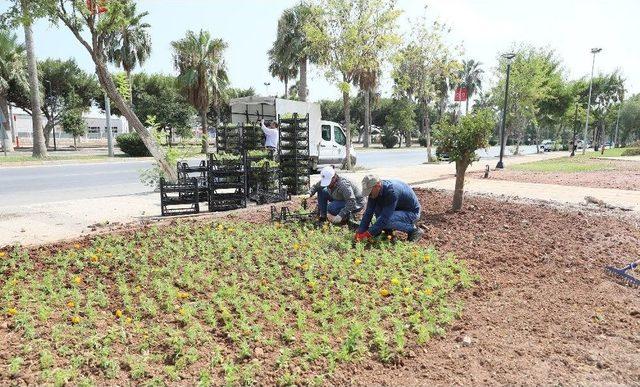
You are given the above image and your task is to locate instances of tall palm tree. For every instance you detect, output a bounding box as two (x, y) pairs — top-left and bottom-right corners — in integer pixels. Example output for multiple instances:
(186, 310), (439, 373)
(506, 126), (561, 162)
(20, 0), (46, 157)
(354, 68), (379, 147)
(271, 3), (313, 101)
(459, 59), (483, 114)
(0, 29), (26, 152)
(172, 30), (228, 153)
(268, 47), (298, 98)
(105, 2), (151, 104)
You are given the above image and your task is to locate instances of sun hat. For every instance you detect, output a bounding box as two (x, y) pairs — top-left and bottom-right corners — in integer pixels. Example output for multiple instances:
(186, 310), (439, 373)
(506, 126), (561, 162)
(361, 174), (381, 197)
(320, 166), (336, 187)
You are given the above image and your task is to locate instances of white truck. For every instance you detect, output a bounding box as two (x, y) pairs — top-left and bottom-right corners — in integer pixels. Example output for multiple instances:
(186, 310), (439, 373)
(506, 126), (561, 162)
(228, 96), (356, 170)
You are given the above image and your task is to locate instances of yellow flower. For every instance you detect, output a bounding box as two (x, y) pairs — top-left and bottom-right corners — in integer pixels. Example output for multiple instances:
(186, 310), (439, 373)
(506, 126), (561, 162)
(0, 251), (6, 258)
(216, 224), (224, 231)
(90, 255), (99, 263)
(134, 285), (142, 293)
(293, 243), (300, 250)
(178, 308), (186, 316)
(115, 309), (123, 318)
(106, 253), (113, 258)
(354, 258), (363, 265)
(66, 301), (75, 308)
(390, 278), (400, 286)
(423, 254), (430, 263)
(403, 287), (410, 295)
(74, 243), (81, 249)
(424, 288), (433, 296)
(227, 228), (235, 232)
(379, 288), (390, 297)
(301, 263), (308, 270)
(7, 307), (17, 316)
(307, 281), (316, 289)
(70, 316), (81, 324)
(73, 276), (82, 285)
(177, 291), (189, 299)
(125, 317), (132, 324)
(387, 235), (393, 240)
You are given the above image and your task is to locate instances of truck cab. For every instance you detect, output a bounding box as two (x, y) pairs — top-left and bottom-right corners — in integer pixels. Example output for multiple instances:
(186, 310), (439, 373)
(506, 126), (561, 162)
(317, 120), (357, 169)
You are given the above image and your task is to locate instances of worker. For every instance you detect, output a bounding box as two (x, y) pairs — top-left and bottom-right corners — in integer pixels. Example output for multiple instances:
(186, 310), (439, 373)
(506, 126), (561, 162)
(355, 174), (424, 242)
(309, 166), (365, 225)
(260, 119), (279, 157)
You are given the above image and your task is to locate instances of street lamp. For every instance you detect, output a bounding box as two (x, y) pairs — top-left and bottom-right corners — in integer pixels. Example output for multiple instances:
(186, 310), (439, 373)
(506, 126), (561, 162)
(263, 82), (271, 96)
(570, 102), (578, 157)
(45, 80), (58, 151)
(496, 52), (515, 169)
(582, 47), (602, 154)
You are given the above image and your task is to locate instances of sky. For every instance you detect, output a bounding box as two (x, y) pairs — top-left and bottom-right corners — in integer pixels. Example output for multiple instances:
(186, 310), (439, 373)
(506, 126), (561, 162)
(3, 0), (639, 102)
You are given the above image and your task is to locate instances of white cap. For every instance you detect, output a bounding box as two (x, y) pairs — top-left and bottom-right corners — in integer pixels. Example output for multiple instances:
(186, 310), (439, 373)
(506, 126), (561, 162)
(320, 166), (336, 187)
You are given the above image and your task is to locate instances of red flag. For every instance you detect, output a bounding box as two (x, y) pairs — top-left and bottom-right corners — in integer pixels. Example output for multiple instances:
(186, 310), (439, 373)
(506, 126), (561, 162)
(86, 0), (107, 14)
(454, 87), (468, 102)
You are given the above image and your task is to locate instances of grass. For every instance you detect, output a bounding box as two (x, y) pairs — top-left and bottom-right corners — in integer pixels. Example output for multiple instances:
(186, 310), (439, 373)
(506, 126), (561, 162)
(1, 220), (473, 385)
(511, 148), (636, 173)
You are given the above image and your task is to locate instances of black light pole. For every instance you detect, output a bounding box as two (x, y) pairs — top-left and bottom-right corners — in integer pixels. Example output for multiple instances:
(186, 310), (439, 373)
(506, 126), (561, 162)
(570, 102), (578, 157)
(45, 80), (58, 151)
(496, 53), (515, 169)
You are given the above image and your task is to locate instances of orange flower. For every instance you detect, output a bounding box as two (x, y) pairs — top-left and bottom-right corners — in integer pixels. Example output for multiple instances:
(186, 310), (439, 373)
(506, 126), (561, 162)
(73, 244), (81, 249)
(67, 301), (75, 308)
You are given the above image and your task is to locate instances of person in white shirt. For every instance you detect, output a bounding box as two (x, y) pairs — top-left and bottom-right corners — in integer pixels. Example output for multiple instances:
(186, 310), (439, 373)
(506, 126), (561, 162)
(260, 119), (279, 151)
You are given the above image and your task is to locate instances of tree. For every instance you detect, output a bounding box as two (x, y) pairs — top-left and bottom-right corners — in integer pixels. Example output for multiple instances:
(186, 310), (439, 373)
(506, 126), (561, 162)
(619, 93), (640, 146)
(4, 0), (49, 157)
(271, 3), (314, 102)
(393, 18), (461, 162)
(0, 29), (25, 152)
(172, 29), (228, 153)
(104, 1), (151, 104)
(434, 109), (495, 211)
(387, 97), (415, 147)
(458, 59), (483, 114)
(306, 0), (401, 169)
(131, 72), (196, 140)
(354, 68), (379, 147)
(588, 71), (625, 150)
(267, 48), (297, 98)
(33, 0), (178, 180)
(11, 58), (99, 148)
(60, 108), (85, 149)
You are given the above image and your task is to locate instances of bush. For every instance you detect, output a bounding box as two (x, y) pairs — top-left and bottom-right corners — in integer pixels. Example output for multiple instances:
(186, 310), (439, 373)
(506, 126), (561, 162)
(380, 130), (398, 149)
(418, 136), (427, 147)
(621, 148), (640, 156)
(116, 132), (151, 157)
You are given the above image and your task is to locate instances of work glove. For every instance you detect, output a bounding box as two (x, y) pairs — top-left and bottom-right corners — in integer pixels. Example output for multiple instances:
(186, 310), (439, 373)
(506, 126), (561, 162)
(331, 215), (342, 224)
(355, 231), (372, 242)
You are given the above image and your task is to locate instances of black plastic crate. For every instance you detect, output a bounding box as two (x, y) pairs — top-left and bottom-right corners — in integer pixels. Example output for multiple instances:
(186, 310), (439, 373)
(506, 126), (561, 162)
(160, 177), (200, 216)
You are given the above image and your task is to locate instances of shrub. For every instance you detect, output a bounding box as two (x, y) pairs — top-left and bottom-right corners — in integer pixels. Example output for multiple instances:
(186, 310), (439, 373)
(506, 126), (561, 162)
(418, 136), (427, 147)
(621, 147), (640, 156)
(380, 129), (398, 149)
(116, 132), (151, 157)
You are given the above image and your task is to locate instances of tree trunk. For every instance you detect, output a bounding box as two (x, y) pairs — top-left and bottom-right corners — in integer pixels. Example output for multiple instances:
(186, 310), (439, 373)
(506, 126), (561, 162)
(0, 95), (15, 152)
(43, 120), (53, 148)
(127, 70), (133, 106)
(452, 159), (468, 211)
(342, 86), (352, 170)
(200, 109), (209, 154)
(284, 77), (288, 99)
(465, 97), (469, 114)
(363, 88), (370, 147)
(425, 106), (435, 162)
(93, 60), (177, 181)
(405, 130), (411, 147)
(299, 56), (308, 102)
(73, 136), (77, 150)
(21, 0), (47, 158)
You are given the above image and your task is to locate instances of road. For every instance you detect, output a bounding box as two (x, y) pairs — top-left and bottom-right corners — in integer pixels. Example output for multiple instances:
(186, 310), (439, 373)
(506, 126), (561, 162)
(0, 146), (540, 206)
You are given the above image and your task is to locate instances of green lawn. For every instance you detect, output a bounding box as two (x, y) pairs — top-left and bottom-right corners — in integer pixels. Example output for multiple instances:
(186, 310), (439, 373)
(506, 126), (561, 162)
(1, 220), (472, 385)
(512, 148), (637, 173)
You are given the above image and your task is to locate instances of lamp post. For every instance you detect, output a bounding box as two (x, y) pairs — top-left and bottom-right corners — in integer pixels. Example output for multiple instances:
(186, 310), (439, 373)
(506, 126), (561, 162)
(570, 102), (578, 157)
(582, 47), (601, 154)
(263, 82), (271, 97)
(613, 99), (622, 148)
(45, 80), (58, 151)
(496, 53), (515, 169)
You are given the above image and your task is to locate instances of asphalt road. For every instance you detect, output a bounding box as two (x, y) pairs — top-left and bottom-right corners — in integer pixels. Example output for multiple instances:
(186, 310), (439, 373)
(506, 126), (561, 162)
(0, 146), (539, 206)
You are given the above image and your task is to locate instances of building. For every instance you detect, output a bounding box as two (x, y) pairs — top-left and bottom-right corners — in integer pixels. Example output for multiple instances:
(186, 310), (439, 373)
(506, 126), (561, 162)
(8, 106), (129, 144)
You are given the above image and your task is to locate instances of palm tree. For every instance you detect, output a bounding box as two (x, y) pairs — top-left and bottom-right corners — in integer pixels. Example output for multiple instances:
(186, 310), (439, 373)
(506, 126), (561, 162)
(459, 59), (483, 114)
(0, 29), (26, 152)
(20, 0), (46, 157)
(268, 48), (298, 98)
(271, 3), (313, 101)
(105, 2), (151, 104)
(172, 30), (228, 153)
(354, 68), (379, 147)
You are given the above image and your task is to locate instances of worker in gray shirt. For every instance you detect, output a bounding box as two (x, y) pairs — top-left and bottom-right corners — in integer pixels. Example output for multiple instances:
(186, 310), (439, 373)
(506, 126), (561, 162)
(309, 166), (366, 225)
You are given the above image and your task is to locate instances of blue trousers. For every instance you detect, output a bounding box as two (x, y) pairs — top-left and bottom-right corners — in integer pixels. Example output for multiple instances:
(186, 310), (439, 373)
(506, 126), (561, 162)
(317, 188), (346, 217)
(373, 203), (419, 233)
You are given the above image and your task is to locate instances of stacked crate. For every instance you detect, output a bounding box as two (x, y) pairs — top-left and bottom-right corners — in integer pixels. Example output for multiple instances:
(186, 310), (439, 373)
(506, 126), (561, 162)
(207, 153), (247, 212)
(278, 113), (310, 195)
(215, 124), (243, 153)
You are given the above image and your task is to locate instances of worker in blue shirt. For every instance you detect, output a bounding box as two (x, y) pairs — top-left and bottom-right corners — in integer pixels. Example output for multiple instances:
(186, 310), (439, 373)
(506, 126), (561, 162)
(355, 174), (424, 242)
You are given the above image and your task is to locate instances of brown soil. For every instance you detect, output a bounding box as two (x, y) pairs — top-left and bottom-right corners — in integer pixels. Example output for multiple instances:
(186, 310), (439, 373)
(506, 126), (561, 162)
(470, 161), (640, 191)
(3, 191), (640, 385)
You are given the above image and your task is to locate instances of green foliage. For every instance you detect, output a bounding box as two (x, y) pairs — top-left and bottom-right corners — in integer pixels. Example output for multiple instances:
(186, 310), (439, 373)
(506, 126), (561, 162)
(434, 109), (496, 164)
(620, 93), (640, 145)
(621, 147), (640, 156)
(104, 1), (151, 77)
(116, 132), (150, 157)
(387, 97), (416, 145)
(0, 220), (473, 384)
(380, 126), (398, 148)
(60, 109), (86, 139)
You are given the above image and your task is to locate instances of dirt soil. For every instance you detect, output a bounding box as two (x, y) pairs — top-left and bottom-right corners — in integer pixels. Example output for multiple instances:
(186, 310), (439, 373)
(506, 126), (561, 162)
(470, 160), (640, 191)
(3, 191), (640, 385)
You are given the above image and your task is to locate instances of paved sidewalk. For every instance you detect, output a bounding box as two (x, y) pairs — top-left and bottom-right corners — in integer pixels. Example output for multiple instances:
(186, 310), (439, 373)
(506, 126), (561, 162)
(1, 151), (616, 247)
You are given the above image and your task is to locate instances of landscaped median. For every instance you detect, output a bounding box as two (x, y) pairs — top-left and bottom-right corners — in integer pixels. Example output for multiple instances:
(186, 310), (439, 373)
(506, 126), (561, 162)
(1, 220), (473, 385)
